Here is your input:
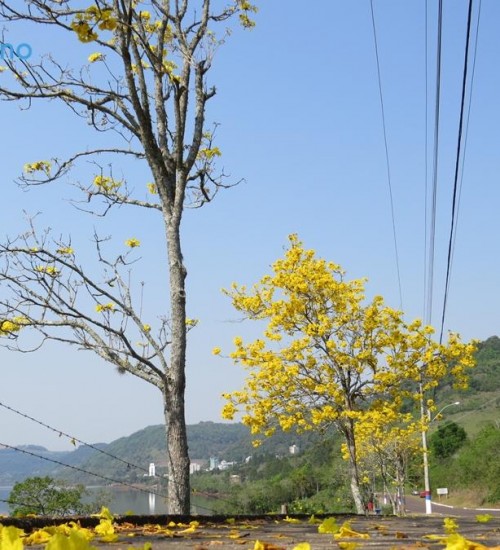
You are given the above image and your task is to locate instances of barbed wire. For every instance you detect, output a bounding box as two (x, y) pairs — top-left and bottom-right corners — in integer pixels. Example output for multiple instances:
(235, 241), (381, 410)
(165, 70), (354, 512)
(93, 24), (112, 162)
(0, 441), (170, 500)
(0, 441), (235, 514)
(0, 400), (149, 474)
(0, 496), (46, 514)
(0, 400), (240, 513)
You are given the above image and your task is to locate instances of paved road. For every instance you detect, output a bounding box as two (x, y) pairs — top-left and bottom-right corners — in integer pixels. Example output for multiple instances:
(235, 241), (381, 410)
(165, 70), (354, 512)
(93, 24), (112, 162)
(405, 494), (500, 517)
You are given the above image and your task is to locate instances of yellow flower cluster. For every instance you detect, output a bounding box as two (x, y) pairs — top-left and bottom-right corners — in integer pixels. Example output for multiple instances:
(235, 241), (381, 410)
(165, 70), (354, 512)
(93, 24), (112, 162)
(56, 247), (74, 255)
(197, 147), (222, 161)
(125, 238), (140, 248)
(93, 175), (121, 193)
(147, 182), (158, 195)
(95, 302), (115, 313)
(237, 0), (258, 28)
(0, 316), (27, 334)
(131, 60), (151, 74)
(35, 265), (59, 277)
(71, 6), (117, 43)
(88, 52), (104, 63)
(24, 160), (51, 175)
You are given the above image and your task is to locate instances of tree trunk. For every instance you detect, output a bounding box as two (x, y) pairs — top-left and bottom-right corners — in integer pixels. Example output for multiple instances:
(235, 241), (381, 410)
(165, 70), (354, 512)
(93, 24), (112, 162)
(344, 427), (365, 514)
(348, 458), (365, 514)
(163, 388), (190, 513)
(163, 218), (190, 514)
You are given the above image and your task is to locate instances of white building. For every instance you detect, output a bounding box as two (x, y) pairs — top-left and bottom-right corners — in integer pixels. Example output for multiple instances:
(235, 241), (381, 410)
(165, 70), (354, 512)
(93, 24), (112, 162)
(190, 462), (202, 474)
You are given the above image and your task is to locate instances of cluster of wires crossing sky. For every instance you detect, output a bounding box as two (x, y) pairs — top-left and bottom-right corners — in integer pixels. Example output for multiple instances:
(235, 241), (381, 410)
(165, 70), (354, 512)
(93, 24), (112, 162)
(1, 1), (499, 450)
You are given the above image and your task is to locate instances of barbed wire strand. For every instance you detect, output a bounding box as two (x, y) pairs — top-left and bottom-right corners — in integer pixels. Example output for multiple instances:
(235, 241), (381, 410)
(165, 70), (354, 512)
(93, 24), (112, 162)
(0, 401), (252, 513)
(0, 400), (149, 474)
(0, 442), (170, 500)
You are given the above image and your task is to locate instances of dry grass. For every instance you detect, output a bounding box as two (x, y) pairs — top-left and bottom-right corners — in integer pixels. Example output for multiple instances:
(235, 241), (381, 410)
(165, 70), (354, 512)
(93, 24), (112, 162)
(440, 488), (495, 508)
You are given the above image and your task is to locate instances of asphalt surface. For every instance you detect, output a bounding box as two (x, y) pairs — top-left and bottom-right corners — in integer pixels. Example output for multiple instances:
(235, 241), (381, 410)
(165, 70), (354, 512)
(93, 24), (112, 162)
(405, 494), (500, 518)
(2, 512), (500, 549)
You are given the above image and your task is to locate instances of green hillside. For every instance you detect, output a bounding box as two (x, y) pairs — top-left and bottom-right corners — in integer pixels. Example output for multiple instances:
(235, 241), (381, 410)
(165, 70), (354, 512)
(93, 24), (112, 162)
(432, 336), (500, 436)
(53, 421), (323, 484)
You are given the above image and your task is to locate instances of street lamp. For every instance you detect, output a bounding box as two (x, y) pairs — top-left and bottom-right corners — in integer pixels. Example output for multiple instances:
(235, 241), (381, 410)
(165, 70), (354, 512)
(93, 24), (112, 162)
(430, 401), (460, 422)
(421, 399), (460, 514)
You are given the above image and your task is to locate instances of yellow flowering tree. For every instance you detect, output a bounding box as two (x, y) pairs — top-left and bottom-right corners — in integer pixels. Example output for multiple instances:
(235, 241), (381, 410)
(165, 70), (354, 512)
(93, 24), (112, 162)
(0, 0), (257, 514)
(220, 235), (476, 514)
(353, 405), (421, 515)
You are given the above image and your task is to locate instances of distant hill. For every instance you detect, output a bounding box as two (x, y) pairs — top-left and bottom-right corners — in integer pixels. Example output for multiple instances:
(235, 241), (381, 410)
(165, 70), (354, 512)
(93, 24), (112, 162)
(57, 422), (321, 484)
(0, 443), (109, 485)
(0, 421), (319, 485)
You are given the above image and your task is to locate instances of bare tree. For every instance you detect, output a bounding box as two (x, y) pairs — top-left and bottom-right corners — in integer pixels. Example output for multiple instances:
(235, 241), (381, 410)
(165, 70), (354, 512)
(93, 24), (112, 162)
(0, 0), (257, 514)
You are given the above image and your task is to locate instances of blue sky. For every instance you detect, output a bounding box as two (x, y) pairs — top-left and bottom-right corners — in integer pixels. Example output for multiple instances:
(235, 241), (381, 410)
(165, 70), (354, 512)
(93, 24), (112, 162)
(1, 1), (499, 452)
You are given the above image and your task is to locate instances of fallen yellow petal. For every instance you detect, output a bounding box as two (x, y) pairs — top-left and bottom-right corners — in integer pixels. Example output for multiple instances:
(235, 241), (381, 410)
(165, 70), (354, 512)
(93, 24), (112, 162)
(318, 517), (339, 534)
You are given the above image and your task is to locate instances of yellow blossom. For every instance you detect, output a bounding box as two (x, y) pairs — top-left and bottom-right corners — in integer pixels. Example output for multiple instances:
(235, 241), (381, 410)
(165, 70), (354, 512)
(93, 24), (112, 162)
(56, 247), (74, 255)
(95, 302), (115, 313)
(35, 265), (59, 277)
(70, 20), (98, 43)
(97, 10), (117, 31)
(197, 147), (222, 161)
(24, 160), (51, 175)
(0, 318), (26, 334)
(212, 347), (221, 355)
(142, 324), (151, 332)
(147, 182), (158, 195)
(93, 175), (121, 193)
(88, 52), (104, 63)
(125, 238), (141, 248)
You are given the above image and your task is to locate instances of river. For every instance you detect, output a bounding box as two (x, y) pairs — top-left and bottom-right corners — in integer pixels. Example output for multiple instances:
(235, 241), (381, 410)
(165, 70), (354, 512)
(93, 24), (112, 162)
(0, 486), (218, 516)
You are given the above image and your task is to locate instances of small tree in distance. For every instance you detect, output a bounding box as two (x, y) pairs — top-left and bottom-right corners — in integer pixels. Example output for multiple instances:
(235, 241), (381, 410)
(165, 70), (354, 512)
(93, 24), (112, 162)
(0, 0), (257, 514)
(8, 476), (94, 517)
(429, 421), (467, 460)
(219, 235), (476, 514)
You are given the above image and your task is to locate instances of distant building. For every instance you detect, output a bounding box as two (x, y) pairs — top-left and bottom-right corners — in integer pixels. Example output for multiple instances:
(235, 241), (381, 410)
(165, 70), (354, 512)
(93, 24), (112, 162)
(190, 459), (206, 474)
(149, 462), (156, 477)
(209, 457), (219, 471)
(218, 460), (236, 470)
(289, 444), (300, 455)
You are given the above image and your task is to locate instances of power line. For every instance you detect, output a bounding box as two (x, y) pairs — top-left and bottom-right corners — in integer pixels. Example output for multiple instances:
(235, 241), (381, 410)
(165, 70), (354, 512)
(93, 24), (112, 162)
(450, 0), (482, 308)
(369, 0), (404, 311)
(423, 0), (429, 320)
(425, 0), (443, 328)
(438, 0), (475, 344)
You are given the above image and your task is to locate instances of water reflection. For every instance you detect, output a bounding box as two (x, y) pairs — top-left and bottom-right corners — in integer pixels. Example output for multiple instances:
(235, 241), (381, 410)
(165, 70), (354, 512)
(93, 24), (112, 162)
(148, 492), (155, 514)
(0, 486), (217, 516)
